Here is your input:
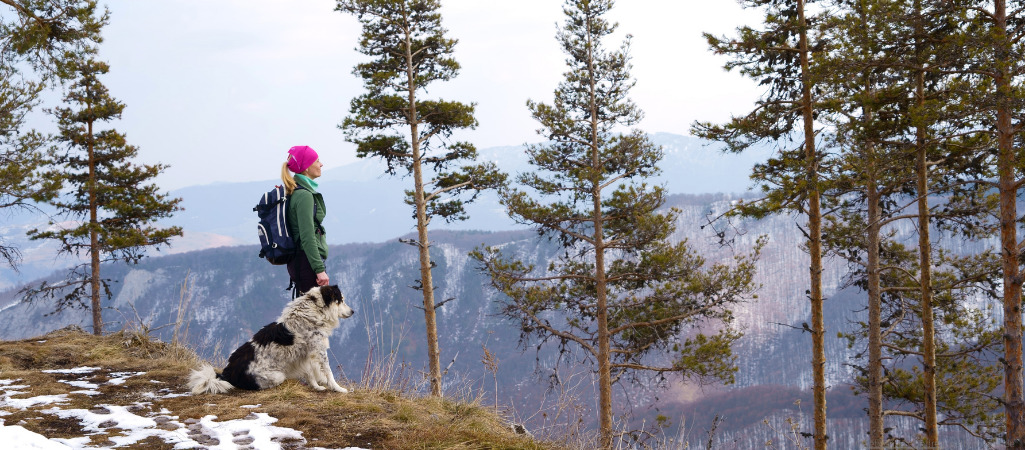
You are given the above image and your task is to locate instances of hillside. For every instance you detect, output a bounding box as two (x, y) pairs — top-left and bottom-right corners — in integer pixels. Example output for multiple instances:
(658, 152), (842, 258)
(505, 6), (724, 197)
(0, 193), (1008, 448)
(0, 132), (769, 290)
(1, 192), (1006, 448)
(0, 326), (550, 449)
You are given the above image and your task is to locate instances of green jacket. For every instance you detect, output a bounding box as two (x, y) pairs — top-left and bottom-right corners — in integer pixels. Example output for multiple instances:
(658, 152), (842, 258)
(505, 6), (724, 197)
(287, 176), (328, 274)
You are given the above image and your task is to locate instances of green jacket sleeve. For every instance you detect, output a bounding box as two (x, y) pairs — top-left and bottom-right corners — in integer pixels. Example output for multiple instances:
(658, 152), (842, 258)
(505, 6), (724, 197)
(290, 189), (327, 274)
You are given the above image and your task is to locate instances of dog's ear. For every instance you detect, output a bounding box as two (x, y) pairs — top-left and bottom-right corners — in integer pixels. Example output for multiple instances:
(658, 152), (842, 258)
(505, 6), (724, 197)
(323, 285), (343, 305)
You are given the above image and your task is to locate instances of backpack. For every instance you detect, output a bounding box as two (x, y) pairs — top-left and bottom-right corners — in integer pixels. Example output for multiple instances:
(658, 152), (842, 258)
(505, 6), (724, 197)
(254, 185), (315, 265)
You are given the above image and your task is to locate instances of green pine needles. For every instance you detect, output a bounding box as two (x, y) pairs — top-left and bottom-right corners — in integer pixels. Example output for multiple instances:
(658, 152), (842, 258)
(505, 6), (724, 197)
(472, 1), (763, 448)
(23, 54), (182, 335)
(337, 0), (505, 397)
(2, 1), (179, 337)
(0, 0), (107, 269)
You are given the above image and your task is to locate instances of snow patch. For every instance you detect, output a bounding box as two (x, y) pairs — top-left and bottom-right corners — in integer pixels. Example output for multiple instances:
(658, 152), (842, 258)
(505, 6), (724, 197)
(106, 371), (146, 386)
(0, 420), (71, 449)
(1, 394), (69, 410)
(59, 380), (99, 390)
(41, 367), (100, 375)
(2, 368), (371, 450)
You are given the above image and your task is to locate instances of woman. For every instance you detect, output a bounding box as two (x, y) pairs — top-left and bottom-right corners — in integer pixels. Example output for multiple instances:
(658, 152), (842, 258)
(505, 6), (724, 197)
(281, 145), (328, 297)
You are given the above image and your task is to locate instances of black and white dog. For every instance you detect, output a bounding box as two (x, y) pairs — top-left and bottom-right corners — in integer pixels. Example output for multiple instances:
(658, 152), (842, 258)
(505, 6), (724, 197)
(188, 285), (354, 394)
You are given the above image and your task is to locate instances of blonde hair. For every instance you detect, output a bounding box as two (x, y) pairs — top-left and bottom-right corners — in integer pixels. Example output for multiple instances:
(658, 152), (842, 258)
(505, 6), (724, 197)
(281, 162), (297, 194)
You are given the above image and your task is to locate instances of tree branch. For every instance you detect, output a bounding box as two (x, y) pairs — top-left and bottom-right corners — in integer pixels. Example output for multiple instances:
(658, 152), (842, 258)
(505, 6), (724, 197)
(425, 179), (472, 202)
(882, 409), (924, 420)
(610, 362), (677, 372)
(514, 302), (598, 357)
(608, 304), (717, 335)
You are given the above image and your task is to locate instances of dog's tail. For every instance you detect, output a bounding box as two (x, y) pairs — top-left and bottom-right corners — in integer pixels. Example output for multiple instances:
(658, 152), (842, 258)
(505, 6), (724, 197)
(188, 363), (234, 394)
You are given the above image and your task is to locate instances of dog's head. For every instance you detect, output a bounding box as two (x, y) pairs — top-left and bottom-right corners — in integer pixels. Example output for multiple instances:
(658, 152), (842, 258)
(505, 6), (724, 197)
(309, 285), (354, 319)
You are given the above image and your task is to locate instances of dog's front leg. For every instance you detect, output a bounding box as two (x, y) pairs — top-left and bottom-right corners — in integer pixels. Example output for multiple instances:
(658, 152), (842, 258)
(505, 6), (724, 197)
(302, 357), (327, 391)
(316, 350), (347, 393)
(307, 377), (327, 391)
(323, 366), (347, 393)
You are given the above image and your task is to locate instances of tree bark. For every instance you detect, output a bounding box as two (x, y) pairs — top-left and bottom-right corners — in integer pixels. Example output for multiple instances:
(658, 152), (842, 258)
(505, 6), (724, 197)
(863, 105), (885, 449)
(402, 7), (442, 397)
(798, 1), (827, 447)
(994, 1), (1025, 446)
(412, 155), (442, 397)
(582, 10), (613, 448)
(88, 117), (101, 335)
(594, 165), (612, 450)
(913, 20), (939, 443)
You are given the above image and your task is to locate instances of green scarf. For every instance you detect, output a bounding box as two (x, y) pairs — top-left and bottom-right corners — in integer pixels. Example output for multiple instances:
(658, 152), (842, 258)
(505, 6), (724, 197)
(294, 173), (319, 191)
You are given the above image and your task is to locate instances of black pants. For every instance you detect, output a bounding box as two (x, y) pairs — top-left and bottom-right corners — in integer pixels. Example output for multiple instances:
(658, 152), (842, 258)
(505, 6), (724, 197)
(286, 249), (321, 298)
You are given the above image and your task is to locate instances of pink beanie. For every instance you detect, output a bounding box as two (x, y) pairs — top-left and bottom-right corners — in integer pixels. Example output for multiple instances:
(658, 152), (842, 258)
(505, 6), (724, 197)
(286, 145), (319, 173)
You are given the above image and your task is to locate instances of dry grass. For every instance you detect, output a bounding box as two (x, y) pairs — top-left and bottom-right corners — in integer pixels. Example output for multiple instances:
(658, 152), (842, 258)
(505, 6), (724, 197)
(0, 326), (557, 449)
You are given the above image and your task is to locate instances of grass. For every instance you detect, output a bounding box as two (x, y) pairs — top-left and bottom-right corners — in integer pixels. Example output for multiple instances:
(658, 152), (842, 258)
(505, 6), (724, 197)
(0, 326), (556, 449)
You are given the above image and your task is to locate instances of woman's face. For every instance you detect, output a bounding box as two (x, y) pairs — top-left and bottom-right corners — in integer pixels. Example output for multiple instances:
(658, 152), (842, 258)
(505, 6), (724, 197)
(303, 158), (323, 179)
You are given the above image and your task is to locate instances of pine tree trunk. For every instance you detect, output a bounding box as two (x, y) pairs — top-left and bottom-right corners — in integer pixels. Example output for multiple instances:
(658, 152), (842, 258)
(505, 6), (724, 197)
(997, 117), (1024, 448)
(88, 118), (101, 336)
(403, 8), (442, 397)
(863, 105), (885, 448)
(583, 11), (613, 448)
(914, 49), (939, 447)
(412, 155), (442, 397)
(798, 1), (827, 447)
(594, 183), (613, 450)
(994, 1), (1025, 445)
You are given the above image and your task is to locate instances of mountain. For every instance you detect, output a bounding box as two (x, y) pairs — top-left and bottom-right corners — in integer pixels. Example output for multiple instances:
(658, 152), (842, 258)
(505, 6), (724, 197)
(1, 133), (763, 291)
(166, 132), (770, 248)
(0, 192), (995, 448)
(0, 132), (1002, 447)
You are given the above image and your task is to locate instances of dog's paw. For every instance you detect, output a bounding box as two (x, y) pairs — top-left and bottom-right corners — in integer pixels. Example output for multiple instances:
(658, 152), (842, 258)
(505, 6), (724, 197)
(331, 385), (348, 393)
(310, 384), (326, 391)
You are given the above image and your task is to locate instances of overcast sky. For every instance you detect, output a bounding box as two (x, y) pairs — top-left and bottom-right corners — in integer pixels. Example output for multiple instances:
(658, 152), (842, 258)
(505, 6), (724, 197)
(85, 0), (763, 189)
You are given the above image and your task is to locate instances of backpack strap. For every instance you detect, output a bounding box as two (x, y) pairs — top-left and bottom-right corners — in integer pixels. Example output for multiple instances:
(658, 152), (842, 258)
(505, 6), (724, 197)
(291, 185), (324, 235)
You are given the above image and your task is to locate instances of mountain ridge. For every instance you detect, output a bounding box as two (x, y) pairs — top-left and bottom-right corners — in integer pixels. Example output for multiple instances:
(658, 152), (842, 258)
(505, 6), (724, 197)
(0, 132), (767, 290)
(0, 191), (999, 448)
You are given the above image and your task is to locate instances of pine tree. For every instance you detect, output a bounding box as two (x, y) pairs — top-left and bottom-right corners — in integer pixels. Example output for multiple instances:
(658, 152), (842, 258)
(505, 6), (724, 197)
(0, 0), (104, 269)
(947, 1), (1025, 444)
(815, 2), (927, 444)
(23, 55), (182, 335)
(907, 1), (942, 441)
(918, 0), (1025, 444)
(819, 1), (1005, 445)
(692, 0), (830, 447)
(884, 1), (1004, 443)
(337, 0), (504, 397)
(1, 0), (103, 70)
(473, 1), (761, 448)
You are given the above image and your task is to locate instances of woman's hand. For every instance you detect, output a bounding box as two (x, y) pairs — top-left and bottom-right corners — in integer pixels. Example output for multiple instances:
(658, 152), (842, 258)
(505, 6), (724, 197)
(316, 272), (330, 286)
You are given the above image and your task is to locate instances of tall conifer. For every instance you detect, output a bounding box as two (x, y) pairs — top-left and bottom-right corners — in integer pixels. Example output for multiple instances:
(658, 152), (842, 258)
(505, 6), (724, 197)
(24, 55), (182, 335)
(337, 0), (504, 397)
(474, 1), (761, 447)
(816, 2), (925, 444)
(0, 0), (104, 268)
(692, 1), (830, 447)
(875, 1), (1003, 444)
(949, 1), (1025, 444)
